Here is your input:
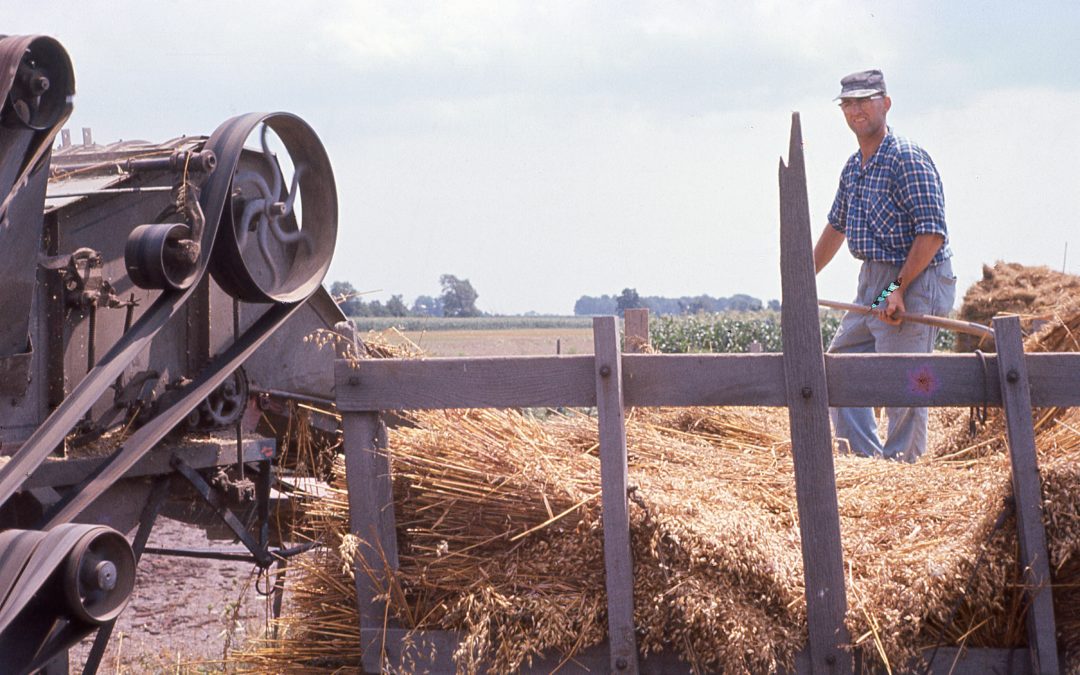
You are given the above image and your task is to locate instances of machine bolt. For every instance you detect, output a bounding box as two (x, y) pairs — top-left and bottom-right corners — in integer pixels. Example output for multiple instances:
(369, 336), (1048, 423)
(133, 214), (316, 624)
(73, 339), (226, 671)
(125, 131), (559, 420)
(801, 386), (812, 399)
(29, 74), (50, 95)
(1006, 369), (1019, 383)
(85, 560), (118, 591)
(347, 375), (360, 386)
(615, 656), (628, 670)
(825, 654), (837, 666)
(599, 365), (611, 378)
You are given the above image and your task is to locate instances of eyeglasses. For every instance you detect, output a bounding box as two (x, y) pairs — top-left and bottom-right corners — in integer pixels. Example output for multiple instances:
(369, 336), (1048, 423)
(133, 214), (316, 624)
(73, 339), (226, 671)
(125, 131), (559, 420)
(839, 95), (884, 111)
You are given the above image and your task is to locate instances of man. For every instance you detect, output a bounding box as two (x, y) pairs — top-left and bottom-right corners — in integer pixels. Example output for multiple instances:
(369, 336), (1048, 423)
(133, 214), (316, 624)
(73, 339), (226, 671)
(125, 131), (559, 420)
(813, 69), (957, 462)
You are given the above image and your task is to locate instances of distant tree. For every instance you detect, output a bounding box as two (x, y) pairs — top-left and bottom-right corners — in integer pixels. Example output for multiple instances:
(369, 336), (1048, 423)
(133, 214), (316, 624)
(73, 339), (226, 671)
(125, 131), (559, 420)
(615, 288), (643, 313)
(768, 299), (781, 312)
(329, 280), (362, 317)
(386, 294), (409, 317)
(728, 293), (763, 312)
(367, 300), (390, 317)
(440, 274), (481, 317)
(679, 297), (706, 314)
(574, 294), (617, 315)
(411, 295), (444, 317)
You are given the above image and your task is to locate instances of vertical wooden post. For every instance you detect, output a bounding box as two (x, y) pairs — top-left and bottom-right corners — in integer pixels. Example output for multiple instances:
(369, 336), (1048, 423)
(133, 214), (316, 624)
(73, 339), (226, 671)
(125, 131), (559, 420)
(342, 403), (400, 674)
(593, 316), (639, 674)
(623, 308), (650, 353)
(778, 112), (851, 674)
(993, 316), (1060, 674)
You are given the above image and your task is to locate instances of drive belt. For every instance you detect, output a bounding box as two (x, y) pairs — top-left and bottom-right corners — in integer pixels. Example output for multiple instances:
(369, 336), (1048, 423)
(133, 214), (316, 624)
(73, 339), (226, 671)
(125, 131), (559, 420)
(0, 111), (338, 523)
(0, 524), (135, 674)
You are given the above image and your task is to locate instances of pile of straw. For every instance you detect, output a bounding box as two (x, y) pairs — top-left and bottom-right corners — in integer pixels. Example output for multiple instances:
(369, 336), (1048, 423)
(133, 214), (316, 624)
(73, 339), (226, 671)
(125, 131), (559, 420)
(235, 318), (1080, 674)
(954, 261), (1080, 352)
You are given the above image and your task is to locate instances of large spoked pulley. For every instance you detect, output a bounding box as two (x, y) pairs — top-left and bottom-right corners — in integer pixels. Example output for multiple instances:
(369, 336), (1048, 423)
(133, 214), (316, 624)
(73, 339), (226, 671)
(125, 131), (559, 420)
(0, 35), (74, 130)
(207, 113), (337, 303)
(63, 525), (136, 624)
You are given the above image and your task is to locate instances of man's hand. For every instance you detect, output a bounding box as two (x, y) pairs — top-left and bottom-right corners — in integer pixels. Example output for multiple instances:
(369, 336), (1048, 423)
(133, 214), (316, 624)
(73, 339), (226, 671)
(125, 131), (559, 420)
(874, 290), (905, 325)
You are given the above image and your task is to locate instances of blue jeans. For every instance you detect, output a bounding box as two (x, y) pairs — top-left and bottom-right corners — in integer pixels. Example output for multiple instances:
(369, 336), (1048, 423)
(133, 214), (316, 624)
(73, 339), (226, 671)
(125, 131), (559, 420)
(828, 259), (957, 462)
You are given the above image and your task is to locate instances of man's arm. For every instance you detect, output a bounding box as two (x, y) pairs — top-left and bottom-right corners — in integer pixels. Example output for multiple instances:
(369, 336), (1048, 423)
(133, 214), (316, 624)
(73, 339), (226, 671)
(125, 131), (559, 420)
(813, 224), (846, 274)
(877, 233), (945, 324)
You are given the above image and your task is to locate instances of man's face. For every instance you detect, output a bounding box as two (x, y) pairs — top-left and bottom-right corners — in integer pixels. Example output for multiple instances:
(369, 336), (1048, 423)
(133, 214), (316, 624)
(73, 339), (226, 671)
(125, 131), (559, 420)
(840, 95), (891, 139)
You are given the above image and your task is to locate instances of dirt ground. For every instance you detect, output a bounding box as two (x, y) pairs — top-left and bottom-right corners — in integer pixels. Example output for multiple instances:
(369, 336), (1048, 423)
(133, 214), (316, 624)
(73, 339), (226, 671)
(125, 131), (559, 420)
(68, 516), (276, 673)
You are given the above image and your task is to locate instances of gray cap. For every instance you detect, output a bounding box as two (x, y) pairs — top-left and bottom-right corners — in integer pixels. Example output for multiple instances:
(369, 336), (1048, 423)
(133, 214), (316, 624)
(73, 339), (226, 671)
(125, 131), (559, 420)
(835, 69), (887, 100)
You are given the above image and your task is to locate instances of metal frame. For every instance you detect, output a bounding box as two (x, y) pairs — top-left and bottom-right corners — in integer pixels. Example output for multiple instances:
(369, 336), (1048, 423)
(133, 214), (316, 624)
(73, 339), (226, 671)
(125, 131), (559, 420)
(333, 115), (1073, 674)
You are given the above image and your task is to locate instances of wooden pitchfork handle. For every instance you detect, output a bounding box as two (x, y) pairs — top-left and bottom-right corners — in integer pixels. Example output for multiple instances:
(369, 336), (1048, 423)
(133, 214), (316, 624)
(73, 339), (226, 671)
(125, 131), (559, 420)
(819, 299), (995, 339)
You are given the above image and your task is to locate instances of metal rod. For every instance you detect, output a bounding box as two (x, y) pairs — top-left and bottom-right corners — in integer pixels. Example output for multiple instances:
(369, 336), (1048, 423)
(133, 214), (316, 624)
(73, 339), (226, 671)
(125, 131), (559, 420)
(234, 297), (244, 480)
(44, 186), (173, 198)
(251, 387), (335, 407)
(819, 299), (994, 339)
(141, 541), (319, 562)
(142, 546), (257, 562)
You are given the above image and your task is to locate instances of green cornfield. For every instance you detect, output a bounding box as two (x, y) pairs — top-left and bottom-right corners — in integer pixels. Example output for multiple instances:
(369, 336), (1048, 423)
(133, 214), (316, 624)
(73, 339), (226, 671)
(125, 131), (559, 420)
(649, 311), (955, 353)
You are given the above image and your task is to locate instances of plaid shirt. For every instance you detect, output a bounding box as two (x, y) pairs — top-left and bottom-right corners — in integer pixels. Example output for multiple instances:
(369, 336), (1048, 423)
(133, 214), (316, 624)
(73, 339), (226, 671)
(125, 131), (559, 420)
(828, 130), (951, 265)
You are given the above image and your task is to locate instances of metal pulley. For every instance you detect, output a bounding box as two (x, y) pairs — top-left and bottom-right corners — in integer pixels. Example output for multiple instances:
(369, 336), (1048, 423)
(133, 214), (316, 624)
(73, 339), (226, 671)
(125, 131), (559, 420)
(124, 150), (214, 291)
(0, 524), (136, 673)
(1, 35), (74, 130)
(125, 222), (200, 291)
(62, 525), (137, 624)
(208, 113), (337, 303)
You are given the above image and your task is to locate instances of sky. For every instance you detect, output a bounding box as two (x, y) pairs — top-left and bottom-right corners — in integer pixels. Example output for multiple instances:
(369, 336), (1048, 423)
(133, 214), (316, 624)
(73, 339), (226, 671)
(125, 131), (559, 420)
(5, 1), (1079, 315)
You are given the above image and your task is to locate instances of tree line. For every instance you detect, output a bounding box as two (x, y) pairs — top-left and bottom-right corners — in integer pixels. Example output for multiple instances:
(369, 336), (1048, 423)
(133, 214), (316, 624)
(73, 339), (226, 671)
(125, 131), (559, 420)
(329, 274), (481, 318)
(329, 277), (780, 319)
(575, 288), (780, 316)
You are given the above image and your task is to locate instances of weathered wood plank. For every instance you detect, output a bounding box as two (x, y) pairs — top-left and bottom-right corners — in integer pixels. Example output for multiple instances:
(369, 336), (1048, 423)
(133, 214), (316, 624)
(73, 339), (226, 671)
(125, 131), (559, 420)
(335, 352), (1080, 412)
(779, 112), (851, 674)
(923, 647), (1035, 675)
(623, 308), (650, 353)
(593, 316), (640, 673)
(622, 353), (788, 406)
(357, 627), (1033, 674)
(360, 628), (693, 673)
(341, 411), (401, 673)
(993, 316), (1059, 675)
(829, 352), (1079, 407)
(24, 437), (275, 489)
(335, 356), (596, 411)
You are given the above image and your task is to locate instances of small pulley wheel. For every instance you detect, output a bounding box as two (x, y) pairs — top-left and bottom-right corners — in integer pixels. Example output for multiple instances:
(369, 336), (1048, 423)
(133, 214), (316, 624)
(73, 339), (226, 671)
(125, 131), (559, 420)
(206, 113), (337, 303)
(187, 367), (249, 430)
(125, 222), (199, 291)
(1, 36), (74, 130)
(62, 525), (136, 624)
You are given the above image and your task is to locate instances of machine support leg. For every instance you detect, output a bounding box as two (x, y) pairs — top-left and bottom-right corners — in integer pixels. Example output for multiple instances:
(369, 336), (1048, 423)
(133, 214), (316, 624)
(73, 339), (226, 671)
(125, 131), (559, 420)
(169, 455), (272, 567)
